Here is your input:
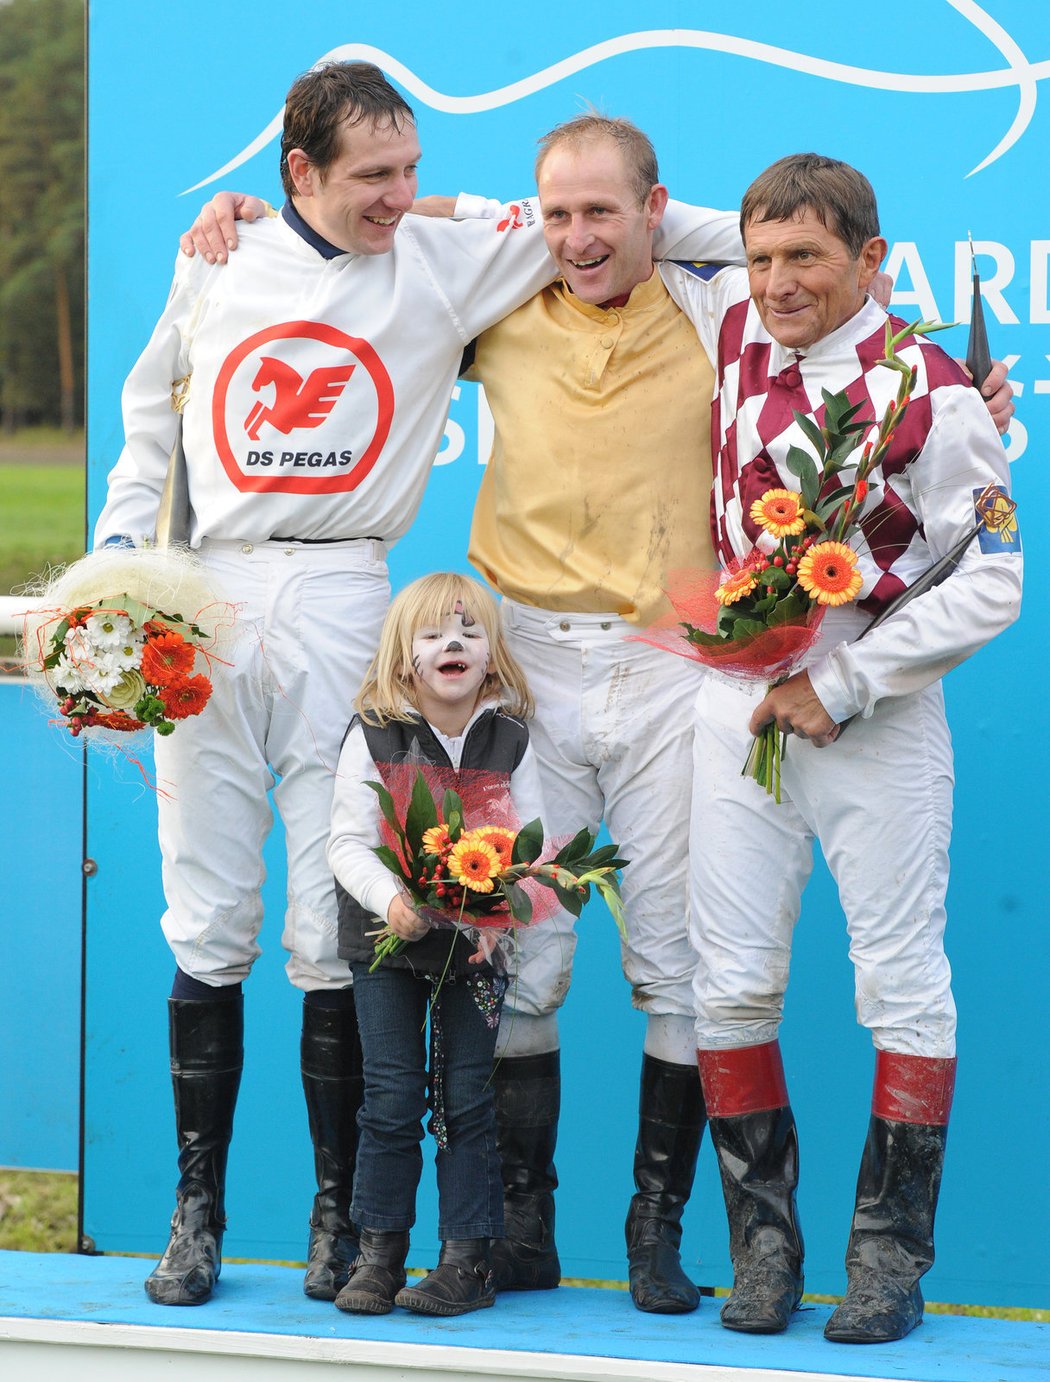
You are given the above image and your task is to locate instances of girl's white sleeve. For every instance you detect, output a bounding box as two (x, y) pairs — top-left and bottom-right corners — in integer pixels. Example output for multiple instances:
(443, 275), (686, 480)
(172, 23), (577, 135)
(327, 725), (402, 922)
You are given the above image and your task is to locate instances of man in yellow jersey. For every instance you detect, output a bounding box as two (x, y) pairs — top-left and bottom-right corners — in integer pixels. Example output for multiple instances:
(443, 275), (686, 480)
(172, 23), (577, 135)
(455, 118), (727, 1315)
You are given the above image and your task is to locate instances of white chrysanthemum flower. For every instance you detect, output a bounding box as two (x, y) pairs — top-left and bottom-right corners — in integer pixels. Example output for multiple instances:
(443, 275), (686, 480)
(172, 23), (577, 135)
(52, 652), (86, 694)
(113, 636), (144, 671)
(84, 650), (124, 695)
(86, 610), (134, 649)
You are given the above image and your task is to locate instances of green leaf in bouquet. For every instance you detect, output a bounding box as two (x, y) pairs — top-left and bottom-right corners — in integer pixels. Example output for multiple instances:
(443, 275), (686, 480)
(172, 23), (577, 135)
(724, 615), (767, 639)
(371, 843), (412, 884)
(579, 842), (628, 870)
(511, 818), (544, 865)
(820, 388), (868, 434)
(553, 827), (596, 866)
(684, 624), (730, 649)
(785, 444), (820, 508)
(814, 483), (857, 521)
(502, 880), (533, 926)
(551, 880), (585, 917)
(793, 411), (827, 460)
(404, 769), (439, 854)
(441, 788), (464, 839)
(118, 594), (153, 629)
(366, 780), (408, 848)
(765, 590), (811, 626)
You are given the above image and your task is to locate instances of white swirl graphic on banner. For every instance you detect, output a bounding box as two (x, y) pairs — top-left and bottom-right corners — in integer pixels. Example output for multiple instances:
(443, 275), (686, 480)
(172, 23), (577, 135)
(182, 0), (1044, 194)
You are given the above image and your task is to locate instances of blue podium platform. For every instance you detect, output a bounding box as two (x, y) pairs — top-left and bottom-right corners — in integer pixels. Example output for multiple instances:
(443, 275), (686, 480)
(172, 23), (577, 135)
(0, 1251), (1045, 1382)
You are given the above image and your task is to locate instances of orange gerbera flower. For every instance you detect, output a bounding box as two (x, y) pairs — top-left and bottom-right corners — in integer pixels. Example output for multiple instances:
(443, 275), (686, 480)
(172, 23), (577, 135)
(422, 825), (452, 856)
(749, 488), (806, 538)
(159, 673), (213, 720)
(447, 837), (501, 893)
(141, 631), (196, 685)
(469, 826), (516, 870)
(715, 567), (759, 606)
(796, 541), (863, 606)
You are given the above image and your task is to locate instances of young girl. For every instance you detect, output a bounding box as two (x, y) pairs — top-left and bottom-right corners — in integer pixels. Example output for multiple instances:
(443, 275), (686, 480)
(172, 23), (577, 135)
(326, 572), (544, 1317)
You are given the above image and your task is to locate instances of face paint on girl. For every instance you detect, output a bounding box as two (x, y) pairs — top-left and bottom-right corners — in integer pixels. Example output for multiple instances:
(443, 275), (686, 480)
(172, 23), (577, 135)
(409, 609), (491, 734)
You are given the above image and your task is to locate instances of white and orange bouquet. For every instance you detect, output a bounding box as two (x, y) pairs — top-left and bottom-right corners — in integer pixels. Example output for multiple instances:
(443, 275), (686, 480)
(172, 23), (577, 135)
(21, 547), (231, 740)
(649, 319), (945, 799)
(367, 768), (627, 970)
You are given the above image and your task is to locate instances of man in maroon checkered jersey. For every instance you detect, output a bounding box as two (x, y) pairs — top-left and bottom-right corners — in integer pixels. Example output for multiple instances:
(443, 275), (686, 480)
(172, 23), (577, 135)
(672, 154), (1022, 1344)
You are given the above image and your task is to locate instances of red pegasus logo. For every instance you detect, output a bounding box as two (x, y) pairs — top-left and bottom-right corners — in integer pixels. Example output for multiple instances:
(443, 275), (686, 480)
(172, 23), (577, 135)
(496, 203), (524, 233)
(243, 356), (356, 440)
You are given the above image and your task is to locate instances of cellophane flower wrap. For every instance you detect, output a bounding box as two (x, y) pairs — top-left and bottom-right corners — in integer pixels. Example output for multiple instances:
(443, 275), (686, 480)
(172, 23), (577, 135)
(641, 319), (945, 801)
(366, 765), (628, 971)
(20, 547), (233, 741)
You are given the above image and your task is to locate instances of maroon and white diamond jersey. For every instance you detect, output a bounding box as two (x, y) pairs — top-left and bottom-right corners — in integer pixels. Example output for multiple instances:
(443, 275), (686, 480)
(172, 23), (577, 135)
(666, 265), (1022, 723)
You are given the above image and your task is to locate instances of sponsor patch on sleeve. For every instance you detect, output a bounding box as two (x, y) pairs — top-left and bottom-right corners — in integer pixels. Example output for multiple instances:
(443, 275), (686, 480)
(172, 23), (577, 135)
(973, 483), (1020, 553)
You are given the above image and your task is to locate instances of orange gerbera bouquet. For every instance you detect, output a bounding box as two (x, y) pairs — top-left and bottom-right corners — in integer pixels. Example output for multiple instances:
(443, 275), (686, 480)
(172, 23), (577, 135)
(650, 319), (944, 800)
(367, 769), (627, 970)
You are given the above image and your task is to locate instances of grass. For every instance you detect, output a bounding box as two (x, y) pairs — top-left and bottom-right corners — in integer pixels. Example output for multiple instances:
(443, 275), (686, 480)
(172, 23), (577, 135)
(0, 433), (86, 660)
(0, 463), (86, 596)
(0, 1170), (79, 1254)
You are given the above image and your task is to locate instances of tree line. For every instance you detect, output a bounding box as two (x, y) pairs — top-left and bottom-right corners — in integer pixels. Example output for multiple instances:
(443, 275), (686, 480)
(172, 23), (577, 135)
(0, 0), (84, 432)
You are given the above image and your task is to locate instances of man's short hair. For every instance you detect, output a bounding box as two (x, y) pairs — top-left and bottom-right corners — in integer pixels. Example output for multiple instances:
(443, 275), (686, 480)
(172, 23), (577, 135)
(535, 113), (659, 207)
(740, 153), (880, 258)
(280, 61), (415, 199)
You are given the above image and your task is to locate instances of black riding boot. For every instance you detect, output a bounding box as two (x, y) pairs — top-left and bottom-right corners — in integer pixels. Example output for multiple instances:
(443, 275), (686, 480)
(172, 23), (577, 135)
(625, 1054), (706, 1314)
(698, 1042), (804, 1335)
(145, 996), (243, 1305)
(488, 1049), (561, 1291)
(301, 996), (364, 1300)
(395, 1238), (495, 1316)
(334, 1227), (409, 1315)
(825, 1053), (955, 1344)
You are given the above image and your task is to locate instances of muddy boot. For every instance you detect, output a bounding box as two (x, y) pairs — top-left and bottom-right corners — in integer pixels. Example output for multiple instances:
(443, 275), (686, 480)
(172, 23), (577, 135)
(625, 1054), (706, 1314)
(301, 997), (364, 1300)
(825, 1052), (955, 1344)
(488, 1050), (561, 1291)
(698, 1042), (804, 1335)
(145, 996), (243, 1306)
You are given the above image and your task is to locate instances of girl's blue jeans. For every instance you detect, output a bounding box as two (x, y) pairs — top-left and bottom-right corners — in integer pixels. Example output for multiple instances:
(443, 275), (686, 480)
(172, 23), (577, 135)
(349, 961), (505, 1240)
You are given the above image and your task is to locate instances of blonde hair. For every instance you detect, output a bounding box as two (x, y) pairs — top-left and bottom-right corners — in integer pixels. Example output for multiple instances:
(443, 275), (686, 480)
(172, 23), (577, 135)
(356, 572), (533, 726)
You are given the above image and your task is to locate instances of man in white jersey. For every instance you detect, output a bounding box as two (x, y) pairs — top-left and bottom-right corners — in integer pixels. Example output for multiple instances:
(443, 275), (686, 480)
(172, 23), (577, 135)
(97, 60), (560, 1310)
(109, 67), (740, 1311)
(669, 154), (1022, 1344)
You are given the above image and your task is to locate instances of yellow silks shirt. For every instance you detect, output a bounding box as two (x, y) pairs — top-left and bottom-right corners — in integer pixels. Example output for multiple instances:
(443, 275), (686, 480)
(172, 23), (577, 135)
(468, 268), (716, 627)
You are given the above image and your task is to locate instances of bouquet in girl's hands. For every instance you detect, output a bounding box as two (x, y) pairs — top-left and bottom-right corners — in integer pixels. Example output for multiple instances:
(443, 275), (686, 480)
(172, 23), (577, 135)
(367, 768), (628, 970)
(645, 318), (947, 801)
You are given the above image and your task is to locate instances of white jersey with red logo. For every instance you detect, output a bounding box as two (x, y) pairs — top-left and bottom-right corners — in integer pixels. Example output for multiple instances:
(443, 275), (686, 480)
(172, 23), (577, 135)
(95, 203), (554, 546)
(666, 265), (1022, 723)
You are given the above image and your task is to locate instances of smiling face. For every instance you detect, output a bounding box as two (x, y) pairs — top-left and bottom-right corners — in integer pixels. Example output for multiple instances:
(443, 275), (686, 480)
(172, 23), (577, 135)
(287, 116), (421, 255)
(744, 206), (886, 351)
(537, 137), (668, 305)
(409, 604), (491, 735)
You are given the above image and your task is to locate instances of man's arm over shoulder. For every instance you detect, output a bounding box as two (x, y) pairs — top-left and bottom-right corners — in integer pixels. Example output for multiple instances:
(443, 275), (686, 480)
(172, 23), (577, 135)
(654, 201), (743, 266)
